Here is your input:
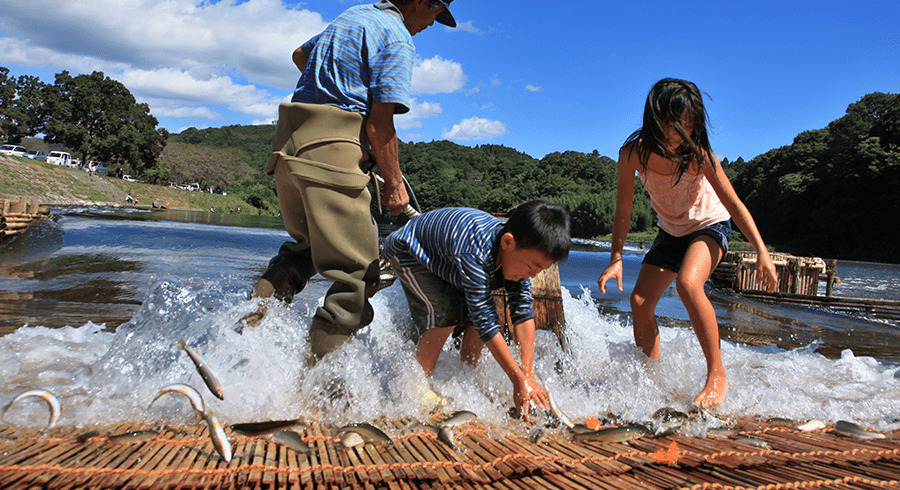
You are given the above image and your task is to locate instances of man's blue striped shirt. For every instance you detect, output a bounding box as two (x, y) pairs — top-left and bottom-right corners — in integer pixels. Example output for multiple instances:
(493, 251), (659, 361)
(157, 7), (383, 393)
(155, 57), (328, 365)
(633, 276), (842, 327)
(384, 208), (535, 342)
(293, 2), (414, 116)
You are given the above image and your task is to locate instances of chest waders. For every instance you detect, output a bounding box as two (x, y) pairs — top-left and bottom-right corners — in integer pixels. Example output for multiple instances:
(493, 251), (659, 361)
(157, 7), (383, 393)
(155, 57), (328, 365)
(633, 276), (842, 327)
(264, 102), (380, 364)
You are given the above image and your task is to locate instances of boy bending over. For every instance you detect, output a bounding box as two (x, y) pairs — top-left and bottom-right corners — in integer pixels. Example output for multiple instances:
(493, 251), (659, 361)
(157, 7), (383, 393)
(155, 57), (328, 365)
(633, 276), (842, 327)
(383, 200), (570, 419)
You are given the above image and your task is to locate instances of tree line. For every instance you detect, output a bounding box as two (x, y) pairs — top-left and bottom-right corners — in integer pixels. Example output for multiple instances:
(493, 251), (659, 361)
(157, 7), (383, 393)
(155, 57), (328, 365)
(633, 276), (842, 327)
(2, 66), (897, 262)
(1, 67), (167, 168)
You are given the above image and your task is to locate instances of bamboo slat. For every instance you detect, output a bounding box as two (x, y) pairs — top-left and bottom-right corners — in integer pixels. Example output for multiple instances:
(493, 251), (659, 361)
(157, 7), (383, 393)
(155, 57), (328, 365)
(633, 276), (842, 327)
(0, 417), (899, 489)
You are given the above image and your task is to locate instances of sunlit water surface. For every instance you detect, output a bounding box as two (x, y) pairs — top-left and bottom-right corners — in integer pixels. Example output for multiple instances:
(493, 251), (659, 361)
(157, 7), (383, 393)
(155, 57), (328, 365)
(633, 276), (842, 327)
(1, 207), (897, 435)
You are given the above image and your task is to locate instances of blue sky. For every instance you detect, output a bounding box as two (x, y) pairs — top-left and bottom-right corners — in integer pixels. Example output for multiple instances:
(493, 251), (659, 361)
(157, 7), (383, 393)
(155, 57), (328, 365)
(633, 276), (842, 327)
(1, 0), (897, 161)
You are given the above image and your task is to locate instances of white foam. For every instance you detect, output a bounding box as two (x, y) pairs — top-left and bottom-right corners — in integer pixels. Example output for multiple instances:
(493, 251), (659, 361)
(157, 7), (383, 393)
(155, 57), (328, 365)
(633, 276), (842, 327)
(1, 279), (898, 433)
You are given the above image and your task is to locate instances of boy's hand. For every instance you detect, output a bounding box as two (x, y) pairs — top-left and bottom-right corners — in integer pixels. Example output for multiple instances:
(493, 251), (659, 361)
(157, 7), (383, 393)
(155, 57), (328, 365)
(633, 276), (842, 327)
(514, 375), (549, 423)
(598, 260), (624, 294)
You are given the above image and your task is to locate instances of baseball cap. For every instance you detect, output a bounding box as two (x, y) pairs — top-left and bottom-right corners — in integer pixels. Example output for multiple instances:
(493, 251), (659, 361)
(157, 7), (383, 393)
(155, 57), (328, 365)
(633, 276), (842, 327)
(435, 0), (456, 28)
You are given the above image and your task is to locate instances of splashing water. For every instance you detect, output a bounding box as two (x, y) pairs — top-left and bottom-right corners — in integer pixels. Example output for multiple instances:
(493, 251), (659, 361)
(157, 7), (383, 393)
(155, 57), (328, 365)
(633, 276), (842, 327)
(2, 276), (898, 433)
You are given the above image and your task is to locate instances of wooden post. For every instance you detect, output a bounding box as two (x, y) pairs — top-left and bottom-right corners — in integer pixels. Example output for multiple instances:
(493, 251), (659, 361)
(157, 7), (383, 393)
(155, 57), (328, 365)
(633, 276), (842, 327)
(825, 259), (837, 297)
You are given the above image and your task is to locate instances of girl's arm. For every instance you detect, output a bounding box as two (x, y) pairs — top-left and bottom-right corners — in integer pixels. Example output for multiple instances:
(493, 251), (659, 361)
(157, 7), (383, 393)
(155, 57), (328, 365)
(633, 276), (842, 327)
(598, 148), (638, 294)
(703, 155), (778, 292)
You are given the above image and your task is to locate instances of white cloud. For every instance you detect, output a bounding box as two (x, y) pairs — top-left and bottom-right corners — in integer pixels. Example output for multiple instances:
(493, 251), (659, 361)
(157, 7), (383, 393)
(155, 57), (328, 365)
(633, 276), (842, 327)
(153, 106), (222, 120)
(395, 99), (444, 129)
(449, 21), (481, 34)
(411, 56), (466, 94)
(443, 117), (508, 141)
(525, 84), (543, 92)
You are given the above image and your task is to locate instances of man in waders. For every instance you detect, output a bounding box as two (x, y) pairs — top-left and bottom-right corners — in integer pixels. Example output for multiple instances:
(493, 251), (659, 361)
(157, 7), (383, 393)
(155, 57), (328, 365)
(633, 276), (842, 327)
(250, 0), (457, 365)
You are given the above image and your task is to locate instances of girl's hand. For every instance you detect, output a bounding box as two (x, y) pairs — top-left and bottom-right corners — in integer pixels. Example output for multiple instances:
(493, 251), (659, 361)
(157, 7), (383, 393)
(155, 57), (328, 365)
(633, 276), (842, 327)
(756, 253), (778, 292)
(598, 260), (624, 294)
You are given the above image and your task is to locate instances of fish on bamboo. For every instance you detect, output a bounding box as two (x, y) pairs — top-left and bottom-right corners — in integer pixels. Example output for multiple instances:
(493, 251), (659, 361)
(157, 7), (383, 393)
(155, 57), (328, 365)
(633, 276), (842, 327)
(339, 430), (365, 449)
(271, 430), (310, 454)
(437, 410), (477, 428)
(795, 419), (826, 432)
(74, 429), (100, 443)
(737, 437), (772, 449)
(230, 419), (307, 437)
(652, 407), (689, 437)
(108, 429), (161, 444)
(201, 411), (232, 463)
(573, 424), (650, 443)
(766, 417), (795, 427)
(833, 420), (888, 440)
(149, 383), (206, 415)
(334, 423), (393, 446)
(546, 390), (574, 428)
(1, 389), (61, 428)
(176, 339), (224, 400)
(530, 426), (548, 444)
(706, 427), (740, 438)
(437, 426), (457, 450)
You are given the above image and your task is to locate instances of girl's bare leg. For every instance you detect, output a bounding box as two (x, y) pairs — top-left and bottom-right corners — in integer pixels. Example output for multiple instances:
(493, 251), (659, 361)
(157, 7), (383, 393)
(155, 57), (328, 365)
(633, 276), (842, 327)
(630, 265), (677, 359)
(459, 324), (483, 367)
(417, 326), (455, 375)
(677, 236), (727, 408)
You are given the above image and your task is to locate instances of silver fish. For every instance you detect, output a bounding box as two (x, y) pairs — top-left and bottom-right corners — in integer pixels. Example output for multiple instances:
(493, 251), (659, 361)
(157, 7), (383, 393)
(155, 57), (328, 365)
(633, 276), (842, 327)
(795, 419), (827, 432)
(176, 340), (224, 400)
(766, 417), (795, 427)
(437, 426), (457, 450)
(530, 426), (548, 444)
(339, 430), (365, 449)
(335, 423), (393, 446)
(271, 430), (310, 454)
(737, 437), (772, 449)
(546, 390), (574, 428)
(834, 420), (887, 440)
(706, 427), (740, 438)
(74, 429), (100, 443)
(231, 419), (307, 437)
(652, 407), (689, 437)
(2, 389), (61, 428)
(437, 410), (477, 428)
(108, 429), (161, 444)
(149, 383), (206, 415)
(201, 411), (232, 463)
(573, 424), (650, 443)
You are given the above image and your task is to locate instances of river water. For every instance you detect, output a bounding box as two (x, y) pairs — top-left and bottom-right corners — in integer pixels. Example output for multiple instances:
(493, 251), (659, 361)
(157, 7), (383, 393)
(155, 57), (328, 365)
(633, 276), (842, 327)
(1, 207), (897, 434)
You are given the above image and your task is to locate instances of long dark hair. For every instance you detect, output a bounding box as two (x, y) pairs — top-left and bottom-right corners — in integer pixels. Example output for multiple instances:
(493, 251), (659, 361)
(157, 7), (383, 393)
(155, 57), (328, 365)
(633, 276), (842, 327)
(623, 78), (715, 182)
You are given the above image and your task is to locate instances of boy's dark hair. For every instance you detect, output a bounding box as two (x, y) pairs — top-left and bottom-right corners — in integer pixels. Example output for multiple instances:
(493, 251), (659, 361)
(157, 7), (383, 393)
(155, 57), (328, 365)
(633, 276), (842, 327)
(502, 200), (570, 262)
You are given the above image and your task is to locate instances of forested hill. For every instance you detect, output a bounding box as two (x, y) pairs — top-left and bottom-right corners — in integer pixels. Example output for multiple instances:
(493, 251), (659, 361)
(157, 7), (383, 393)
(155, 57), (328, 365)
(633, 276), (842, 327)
(164, 91), (898, 264)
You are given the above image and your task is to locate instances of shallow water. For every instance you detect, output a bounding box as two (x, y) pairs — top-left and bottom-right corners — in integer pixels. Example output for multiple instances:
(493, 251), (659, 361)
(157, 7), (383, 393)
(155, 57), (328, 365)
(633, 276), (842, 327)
(1, 208), (898, 434)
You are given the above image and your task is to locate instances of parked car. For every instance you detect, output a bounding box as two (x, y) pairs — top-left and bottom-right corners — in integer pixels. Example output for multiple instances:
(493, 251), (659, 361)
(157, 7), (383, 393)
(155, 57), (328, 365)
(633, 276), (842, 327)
(0, 145), (27, 157)
(24, 150), (47, 161)
(85, 161), (110, 176)
(46, 151), (72, 166)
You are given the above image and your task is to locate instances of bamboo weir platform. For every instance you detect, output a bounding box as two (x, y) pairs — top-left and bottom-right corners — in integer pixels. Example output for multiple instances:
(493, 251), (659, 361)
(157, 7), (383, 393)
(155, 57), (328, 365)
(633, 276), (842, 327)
(0, 198), (52, 244)
(712, 251), (900, 321)
(0, 415), (898, 489)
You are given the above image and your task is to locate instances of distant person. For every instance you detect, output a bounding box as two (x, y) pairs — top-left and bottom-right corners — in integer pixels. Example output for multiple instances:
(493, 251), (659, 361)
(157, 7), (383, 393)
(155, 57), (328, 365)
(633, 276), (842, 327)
(248, 0), (458, 365)
(383, 201), (570, 418)
(597, 78), (778, 408)
(126, 194), (134, 204)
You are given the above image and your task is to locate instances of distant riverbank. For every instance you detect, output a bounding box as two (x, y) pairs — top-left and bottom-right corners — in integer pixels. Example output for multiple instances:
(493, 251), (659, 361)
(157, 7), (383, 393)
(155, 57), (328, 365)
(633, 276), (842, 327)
(0, 155), (257, 213)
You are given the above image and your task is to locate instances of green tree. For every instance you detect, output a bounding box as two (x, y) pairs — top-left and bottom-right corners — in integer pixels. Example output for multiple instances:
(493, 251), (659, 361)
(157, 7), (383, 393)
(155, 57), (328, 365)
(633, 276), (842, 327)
(0, 67), (47, 143)
(43, 71), (167, 168)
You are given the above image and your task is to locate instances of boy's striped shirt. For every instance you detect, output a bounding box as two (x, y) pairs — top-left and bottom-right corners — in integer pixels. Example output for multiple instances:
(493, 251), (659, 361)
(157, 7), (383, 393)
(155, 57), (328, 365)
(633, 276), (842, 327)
(384, 207), (535, 342)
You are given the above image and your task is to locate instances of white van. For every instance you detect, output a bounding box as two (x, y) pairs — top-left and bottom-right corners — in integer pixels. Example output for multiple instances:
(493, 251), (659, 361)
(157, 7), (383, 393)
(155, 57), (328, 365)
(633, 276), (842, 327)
(46, 151), (72, 166)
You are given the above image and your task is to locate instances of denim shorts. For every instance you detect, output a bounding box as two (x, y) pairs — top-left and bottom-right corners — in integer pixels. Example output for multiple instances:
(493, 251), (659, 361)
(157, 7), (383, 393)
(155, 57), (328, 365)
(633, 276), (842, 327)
(642, 220), (731, 273)
(389, 257), (468, 343)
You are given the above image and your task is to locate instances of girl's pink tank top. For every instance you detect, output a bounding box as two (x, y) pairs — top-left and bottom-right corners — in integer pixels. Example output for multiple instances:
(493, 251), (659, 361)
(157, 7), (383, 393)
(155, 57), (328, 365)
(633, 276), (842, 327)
(638, 167), (731, 237)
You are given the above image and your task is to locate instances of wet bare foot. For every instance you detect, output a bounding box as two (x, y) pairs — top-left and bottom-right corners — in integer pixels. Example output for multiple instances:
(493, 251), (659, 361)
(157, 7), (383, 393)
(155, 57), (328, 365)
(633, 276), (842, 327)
(693, 371), (728, 408)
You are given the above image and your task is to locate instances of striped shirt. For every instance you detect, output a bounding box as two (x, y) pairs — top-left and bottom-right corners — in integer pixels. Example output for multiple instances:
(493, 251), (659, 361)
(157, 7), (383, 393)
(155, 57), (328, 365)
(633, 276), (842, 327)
(293, 1), (414, 116)
(383, 208), (535, 342)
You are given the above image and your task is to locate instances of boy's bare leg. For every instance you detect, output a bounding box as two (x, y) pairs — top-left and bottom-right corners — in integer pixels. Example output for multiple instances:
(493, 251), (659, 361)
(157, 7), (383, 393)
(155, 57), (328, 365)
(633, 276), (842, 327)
(459, 324), (483, 367)
(417, 326), (455, 375)
(630, 265), (676, 360)
(678, 236), (727, 408)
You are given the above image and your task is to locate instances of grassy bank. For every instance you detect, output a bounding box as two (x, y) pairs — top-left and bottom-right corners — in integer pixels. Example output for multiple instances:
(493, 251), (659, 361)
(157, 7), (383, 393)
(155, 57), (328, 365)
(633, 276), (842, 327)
(0, 155), (258, 213)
